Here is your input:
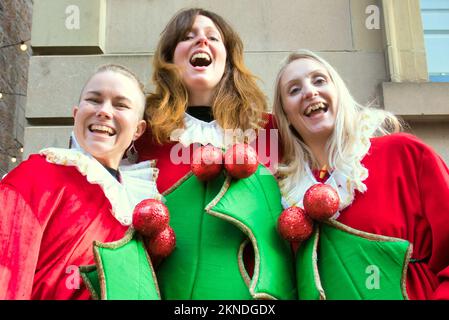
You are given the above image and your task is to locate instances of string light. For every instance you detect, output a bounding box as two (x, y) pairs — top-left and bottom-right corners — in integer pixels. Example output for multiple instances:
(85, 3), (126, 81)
(0, 40), (30, 169)
(0, 40), (29, 101)
(0, 91), (26, 98)
(0, 39), (30, 51)
(0, 140), (24, 165)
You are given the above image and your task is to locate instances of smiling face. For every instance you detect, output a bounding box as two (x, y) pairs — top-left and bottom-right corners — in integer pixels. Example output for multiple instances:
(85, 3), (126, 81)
(73, 71), (146, 169)
(279, 58), (338, 145)
(173, 14), (227, 105)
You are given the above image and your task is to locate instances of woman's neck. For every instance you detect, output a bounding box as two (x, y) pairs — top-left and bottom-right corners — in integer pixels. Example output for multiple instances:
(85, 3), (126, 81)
(188, 89), (213, 106)
(306, 139), (329, 170)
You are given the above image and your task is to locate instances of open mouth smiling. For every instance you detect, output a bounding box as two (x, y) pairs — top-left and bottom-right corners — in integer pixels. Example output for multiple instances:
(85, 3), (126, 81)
(89, 124), (116, 136)
(304, 102), (329, 117)
(190, 51), (212, 67)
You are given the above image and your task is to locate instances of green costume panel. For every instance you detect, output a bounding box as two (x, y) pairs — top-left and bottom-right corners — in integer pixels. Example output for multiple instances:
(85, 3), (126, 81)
(158, 165), (296, 299)
(80, 229), (160, 300)
(296, 220), (412, 300)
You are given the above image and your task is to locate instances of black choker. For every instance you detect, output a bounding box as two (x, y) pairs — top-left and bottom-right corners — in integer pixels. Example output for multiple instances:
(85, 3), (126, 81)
(186, 106), (214, 123)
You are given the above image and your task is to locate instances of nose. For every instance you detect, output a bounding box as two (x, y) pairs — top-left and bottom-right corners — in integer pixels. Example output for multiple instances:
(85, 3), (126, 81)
(196, 34), (209, 46)
(96, 101), (113, 119)
(302, 82), (318, 99)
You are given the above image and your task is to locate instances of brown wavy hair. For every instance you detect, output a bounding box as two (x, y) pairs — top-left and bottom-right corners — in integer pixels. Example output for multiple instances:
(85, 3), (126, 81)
(147, 8), (268, 144)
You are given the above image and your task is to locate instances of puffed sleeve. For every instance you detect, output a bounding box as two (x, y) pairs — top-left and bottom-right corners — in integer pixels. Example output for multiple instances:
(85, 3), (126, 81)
(419, 147), (449, 299)
(0, 183), (43, 299)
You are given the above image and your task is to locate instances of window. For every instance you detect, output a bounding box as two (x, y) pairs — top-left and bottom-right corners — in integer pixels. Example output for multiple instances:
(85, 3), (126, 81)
(420, 0), (449, 82)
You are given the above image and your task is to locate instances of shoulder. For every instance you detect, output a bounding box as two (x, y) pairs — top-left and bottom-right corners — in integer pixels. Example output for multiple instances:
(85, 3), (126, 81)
(2, 154), (49, 182)
(2, 153), (84, 190)
(369, 132), (442, 165)
(371, 132), (430, 153)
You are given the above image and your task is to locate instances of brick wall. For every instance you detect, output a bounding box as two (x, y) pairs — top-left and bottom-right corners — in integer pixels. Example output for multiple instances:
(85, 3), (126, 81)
(0, 0), (32, 175)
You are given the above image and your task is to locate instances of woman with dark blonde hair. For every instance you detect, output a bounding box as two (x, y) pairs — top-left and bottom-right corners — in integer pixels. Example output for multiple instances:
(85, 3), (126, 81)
(135, 8), (295, 300)
(273, 49), (449, 300)
(0, 64), (161, 299)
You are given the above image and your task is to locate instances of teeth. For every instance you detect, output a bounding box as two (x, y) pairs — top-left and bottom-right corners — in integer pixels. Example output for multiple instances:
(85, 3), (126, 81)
(191, 52), (211, 62)
(305, 103), (326, 116)
(90, 124), (116, 135)
(190, 52), (212, 67)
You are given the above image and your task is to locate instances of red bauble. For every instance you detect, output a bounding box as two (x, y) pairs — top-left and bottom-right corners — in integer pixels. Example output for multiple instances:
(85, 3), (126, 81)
(277, 206), (314, 242)
(191, 145), (224, 181)
(303, 184), (340, 221)
(224, 143), (259, 179)
(132, 199), (170, 238)
(147, 226), (176, 258)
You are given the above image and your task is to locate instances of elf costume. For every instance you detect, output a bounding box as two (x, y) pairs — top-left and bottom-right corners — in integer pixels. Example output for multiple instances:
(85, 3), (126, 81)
(0, 145), (161, 300)
(282, 127), (449, 299)
(135, 112), (296, 299)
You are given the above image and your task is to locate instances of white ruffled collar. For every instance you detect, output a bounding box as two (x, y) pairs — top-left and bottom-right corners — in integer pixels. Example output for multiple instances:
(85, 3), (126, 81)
(169, 113), (258, 149)
(170, 113), (226, 148)
(40, 137), (161, 226)
(281, 111), (384, 218)
(281, 165), (355, 220)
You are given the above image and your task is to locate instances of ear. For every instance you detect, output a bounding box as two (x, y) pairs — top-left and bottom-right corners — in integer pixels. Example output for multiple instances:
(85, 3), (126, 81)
(72, 106), (79, 119)
(133, 120), (147, 141)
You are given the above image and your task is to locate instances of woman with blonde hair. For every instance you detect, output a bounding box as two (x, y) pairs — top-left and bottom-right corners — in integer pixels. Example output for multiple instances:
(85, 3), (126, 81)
(0, 64), (161, 299)
(273, 49), (449, 300)
(135, 8), (295, 300)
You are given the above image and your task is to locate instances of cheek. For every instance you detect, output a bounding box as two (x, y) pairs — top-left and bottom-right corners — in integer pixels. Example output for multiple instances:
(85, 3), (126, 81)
(282, 97), (299, 115)
(173, 43), (189, 65)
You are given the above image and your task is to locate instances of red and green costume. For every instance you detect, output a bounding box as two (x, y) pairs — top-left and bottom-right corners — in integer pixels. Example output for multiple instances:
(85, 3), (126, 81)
(284, 133), (449, 300)
(135, 113), (296, 299)
(0, 147), (161, 300)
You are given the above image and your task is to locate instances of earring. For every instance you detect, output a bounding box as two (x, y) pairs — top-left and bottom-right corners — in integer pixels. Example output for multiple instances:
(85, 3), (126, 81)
(126, 141), (139, 163)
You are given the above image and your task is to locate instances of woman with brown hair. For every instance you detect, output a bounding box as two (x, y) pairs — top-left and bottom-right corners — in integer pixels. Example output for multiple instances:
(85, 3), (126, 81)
(135, 8), (295, 300)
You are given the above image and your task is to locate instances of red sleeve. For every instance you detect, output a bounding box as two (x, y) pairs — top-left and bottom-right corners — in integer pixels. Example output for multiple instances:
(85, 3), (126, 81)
(0, 183), (43, 299)
(253, 113), (281, 174)
(418, 146), (449, 299)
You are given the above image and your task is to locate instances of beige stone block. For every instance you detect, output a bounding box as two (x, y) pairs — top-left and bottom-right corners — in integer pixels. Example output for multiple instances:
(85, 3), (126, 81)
(381, 0), (428, 82)
(383, 82), (449, 118)
(23, 126), (73, 159)
(26, 52), (386, 119)
(398, 51), (428, 82)
(249, 51), (387, 110)
(105, 0), (353, 53)
(26, 55), (153, 119)
(350, 0), (383, 52)
(407, 122), (449, 165)
(31, 0), (106, 54)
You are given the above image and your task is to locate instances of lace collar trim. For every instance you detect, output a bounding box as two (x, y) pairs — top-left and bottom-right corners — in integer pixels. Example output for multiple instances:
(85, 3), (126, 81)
(280, 111), (384, 218)
(40, 138), (161, 226)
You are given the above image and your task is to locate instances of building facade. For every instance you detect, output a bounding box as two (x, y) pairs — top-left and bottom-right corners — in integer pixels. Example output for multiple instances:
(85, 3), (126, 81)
(19, 0), (449, 164)
(0, 0), (32, 175)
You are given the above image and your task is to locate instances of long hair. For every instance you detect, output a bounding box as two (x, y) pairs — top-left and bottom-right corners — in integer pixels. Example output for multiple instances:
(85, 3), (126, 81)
(147, 8), (268, 144)
(273, 50), (402, 194)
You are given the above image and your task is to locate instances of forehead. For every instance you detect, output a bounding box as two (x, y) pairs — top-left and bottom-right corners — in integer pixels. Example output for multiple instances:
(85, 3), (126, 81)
(281, 58), (330, 84)
(82, 71), (140, 98)
(190, 14), (221, 33)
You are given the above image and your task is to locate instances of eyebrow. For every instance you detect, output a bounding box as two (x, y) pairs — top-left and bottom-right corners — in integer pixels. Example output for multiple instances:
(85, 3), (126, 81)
(283, 70), (328, 86)
(189, 26), (222, 37)
(84, 91), (132, 102)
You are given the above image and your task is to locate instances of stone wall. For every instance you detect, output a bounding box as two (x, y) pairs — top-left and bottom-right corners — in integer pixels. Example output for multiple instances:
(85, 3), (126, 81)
(0, 0), (32, 175)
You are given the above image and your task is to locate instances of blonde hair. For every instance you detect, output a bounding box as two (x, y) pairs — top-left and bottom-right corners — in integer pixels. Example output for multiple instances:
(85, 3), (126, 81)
(273, 50), (402, 192)
(146, 8), (268, 144)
